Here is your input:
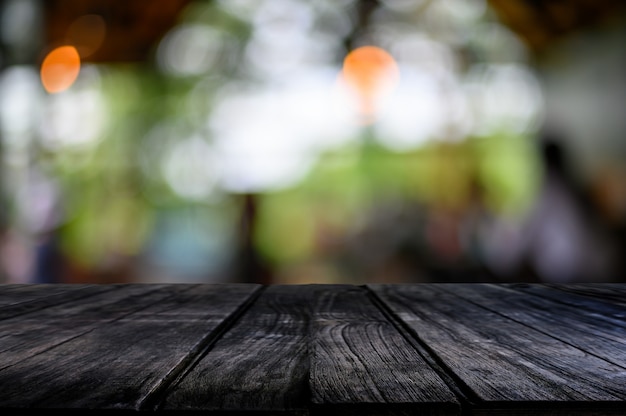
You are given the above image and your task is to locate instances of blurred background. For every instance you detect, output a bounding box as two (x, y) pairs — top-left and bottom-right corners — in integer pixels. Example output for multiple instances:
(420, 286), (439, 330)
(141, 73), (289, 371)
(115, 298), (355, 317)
(0, 0), (625, 284)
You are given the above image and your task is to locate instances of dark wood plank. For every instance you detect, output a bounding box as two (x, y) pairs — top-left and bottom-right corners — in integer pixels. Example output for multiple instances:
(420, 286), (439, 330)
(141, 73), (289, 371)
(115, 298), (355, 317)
(311, 285), (460, 416)
(546, 284), (626, 307)
(0, 284), (114, 320)
(370, 284), (626, 415)
(0, 284), (260, 411)
(505, 284), (626, 325)
(0, 284), (173, 370)
(162, 285), (310, 413)
(439, 284), (626, 369)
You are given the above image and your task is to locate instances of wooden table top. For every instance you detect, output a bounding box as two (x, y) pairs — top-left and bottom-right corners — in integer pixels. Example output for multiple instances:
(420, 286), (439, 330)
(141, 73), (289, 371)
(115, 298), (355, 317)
(0, 283), (624, 415)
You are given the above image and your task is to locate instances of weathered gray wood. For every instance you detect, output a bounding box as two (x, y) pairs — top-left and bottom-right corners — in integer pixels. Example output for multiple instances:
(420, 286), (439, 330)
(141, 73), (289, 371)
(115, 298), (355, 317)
(0, 284), (260, 410)
(506, 284), (626, 326)
(0, 283), (624, 415)
(370, 284), (626, 415)
(162, 285), (310, 413)
(439, 284), (626, 369)
(0, 284), (172, 370)
(311, 285), (459, 415)
(0, 284), (114, 320)
(546, 284), (626, 307)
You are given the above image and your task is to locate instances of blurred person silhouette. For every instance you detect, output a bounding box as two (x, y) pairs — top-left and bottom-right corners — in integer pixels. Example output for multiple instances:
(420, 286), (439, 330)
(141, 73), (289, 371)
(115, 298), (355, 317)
(23, 169), (66, 283)
(528, 133), (618, 282)
(482, 130), (620, 282)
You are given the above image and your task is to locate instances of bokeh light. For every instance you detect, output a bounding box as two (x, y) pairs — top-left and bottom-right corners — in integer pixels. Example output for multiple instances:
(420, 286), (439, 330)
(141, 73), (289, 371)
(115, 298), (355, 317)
(157, 24), (224, 77)
(341, 46), (400, 123)
(40, 46), (81, 93)
(0, 66), (41, 147)
(2, 0), (624, 285)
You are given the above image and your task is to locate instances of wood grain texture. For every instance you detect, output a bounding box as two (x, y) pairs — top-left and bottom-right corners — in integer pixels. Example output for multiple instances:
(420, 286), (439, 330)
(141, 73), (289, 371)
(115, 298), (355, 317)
(0, 284), (171, 370)
(0, 283), (624, 416)
(506, 284), (626, 325)
(0, 284), (260, 411)
(311, 285), (460, 415)
(0, 284), (114, 320)
(369, 284), (626, 415)
(439, 284), (626, 369)
(546, 284), (626, 307)
(162, 285), (311, 413)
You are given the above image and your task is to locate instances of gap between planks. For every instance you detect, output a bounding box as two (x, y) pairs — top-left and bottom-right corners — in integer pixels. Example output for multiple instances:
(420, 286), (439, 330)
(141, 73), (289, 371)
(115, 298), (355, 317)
(0, 284), (262, 410)
(140, 285), (267, 411)
(0, 285), (188, 373)
(370, 284), (626, 414)
(365, 285), (476, 416)
(157, 284), (468, 414)
(437, 284), (626, 372)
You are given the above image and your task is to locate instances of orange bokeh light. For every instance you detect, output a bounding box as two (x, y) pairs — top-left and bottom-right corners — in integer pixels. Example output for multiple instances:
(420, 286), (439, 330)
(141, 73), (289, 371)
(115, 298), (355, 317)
(41, 46), (81, 94)
(341, 46), (399, 122)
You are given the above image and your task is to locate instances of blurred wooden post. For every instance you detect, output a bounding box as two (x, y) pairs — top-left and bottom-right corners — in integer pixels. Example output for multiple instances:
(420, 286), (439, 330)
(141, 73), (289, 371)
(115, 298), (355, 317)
(234, 193), (271, 284)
